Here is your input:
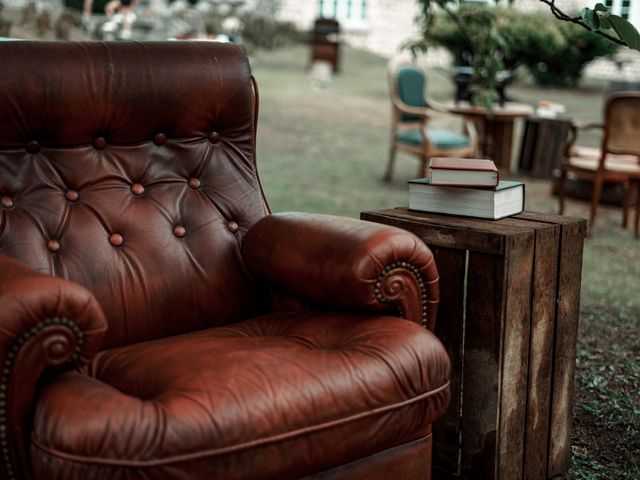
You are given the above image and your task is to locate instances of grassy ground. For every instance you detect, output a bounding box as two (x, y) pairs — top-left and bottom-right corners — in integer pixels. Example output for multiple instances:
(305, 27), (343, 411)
(252, 45), (640, 479)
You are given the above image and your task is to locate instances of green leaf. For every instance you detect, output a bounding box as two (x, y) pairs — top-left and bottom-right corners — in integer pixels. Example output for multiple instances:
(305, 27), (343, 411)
(598, 12), (614, 30)
(581, 8), (600, 30)
(607, 14), (640, 50)
(594, 3), (608, 12)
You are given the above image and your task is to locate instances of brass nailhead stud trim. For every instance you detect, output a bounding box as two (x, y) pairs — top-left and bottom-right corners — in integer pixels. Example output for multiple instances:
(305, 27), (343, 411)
(374, 261), (429, 328)
(0, 317), (84, 480)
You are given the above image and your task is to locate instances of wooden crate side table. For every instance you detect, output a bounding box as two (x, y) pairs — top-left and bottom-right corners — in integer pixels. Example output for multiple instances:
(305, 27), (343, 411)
(360, 209), (586, 480)
(518, 117), (572, 178)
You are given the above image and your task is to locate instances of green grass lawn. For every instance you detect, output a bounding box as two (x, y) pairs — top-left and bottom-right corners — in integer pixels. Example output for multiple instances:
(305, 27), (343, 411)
(252, 45), (640, 479)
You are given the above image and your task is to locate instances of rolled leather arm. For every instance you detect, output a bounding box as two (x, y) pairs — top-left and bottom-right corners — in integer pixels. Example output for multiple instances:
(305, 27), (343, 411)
(0, 254), (107, 480)
(242, 212), (439, 330)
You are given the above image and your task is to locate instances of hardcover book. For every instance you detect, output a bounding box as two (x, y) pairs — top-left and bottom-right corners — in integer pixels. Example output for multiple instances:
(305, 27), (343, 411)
(408, 179), (525, 220)
(429, 158), (499, 187)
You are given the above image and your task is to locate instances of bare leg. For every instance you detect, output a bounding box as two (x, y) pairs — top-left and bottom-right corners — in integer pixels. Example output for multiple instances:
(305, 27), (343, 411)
(83, 0), (94, 15)
(105, 0), (121, 18)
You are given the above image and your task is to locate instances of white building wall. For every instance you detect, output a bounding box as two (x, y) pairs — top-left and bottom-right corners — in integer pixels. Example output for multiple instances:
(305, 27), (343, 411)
(276, 0), (640, 80)
(352, 0), (420, 56)
(277, 0), (316, 30)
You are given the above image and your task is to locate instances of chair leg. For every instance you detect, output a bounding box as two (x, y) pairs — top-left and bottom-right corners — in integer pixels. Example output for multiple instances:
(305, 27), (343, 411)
(589, 174), (604, 236)
(418, 155), (428, 179)
(622, 180), (633, 228)
(635, 181), (640, 239)
(557, 168), (567, 215)
(384, 143), (397, 182)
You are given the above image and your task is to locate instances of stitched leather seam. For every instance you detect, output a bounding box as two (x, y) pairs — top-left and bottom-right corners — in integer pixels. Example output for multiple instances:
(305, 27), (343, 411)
(30, 381), (450, 468)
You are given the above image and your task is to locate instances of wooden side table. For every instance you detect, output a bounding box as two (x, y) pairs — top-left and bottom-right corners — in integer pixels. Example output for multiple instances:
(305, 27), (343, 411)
(360, 208), (586, 480)
(519, 117), (572, 178)
(448, 103), (533, 171)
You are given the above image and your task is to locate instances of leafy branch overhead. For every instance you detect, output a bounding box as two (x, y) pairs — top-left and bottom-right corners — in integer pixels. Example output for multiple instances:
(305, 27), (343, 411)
(546, 0), (640, 50)
(416, 0), (640, 52)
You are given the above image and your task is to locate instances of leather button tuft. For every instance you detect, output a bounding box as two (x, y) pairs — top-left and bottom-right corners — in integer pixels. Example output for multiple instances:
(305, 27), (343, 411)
(208, 131), (221, 144)
(26, 140), (40, 154)
(188, 177), (201, 189)
(131, 183), (145, 196)
(109, 233), (124, 247)
(47, 239), (60, 253)
(227, 221), (239, 234)
(94, 137), (107, 150)
(153, 133), (166, 146)
(173, 225), (186, 238)
(1, 196), (13, 209)
(65, 190), (79, 202)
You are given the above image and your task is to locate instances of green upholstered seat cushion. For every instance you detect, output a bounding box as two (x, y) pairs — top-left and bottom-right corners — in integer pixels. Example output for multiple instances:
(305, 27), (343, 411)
(396, 129), (471, 149)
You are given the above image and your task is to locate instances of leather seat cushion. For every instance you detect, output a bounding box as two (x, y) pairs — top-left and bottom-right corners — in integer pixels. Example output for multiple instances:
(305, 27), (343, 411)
(31, 312), (450, 479)
(397, 129), (471, 149)
(569, 146), (640, 175)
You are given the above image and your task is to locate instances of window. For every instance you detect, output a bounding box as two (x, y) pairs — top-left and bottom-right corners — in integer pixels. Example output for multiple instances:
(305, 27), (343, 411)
(621, 0), (631, 19)
(318, 0), (367, 23)
(604, 0), (639, 23)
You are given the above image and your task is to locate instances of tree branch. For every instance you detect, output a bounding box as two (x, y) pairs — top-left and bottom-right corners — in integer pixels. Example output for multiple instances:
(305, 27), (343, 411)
(437, 0), (476, 57)
(537, 0), (628, 46)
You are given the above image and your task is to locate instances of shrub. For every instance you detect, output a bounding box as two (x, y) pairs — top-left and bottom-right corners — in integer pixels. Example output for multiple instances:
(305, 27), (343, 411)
(239, 14), (304, 51)
(427, 5), (619, 87)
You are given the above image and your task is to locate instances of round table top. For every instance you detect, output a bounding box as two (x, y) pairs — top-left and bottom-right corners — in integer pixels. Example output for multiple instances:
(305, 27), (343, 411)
(447, 101), (534, 119)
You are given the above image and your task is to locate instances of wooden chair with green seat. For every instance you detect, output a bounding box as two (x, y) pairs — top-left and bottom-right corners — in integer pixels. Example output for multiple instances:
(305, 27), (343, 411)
(557, 92), (640, 237)
(384, 61), (478, 182)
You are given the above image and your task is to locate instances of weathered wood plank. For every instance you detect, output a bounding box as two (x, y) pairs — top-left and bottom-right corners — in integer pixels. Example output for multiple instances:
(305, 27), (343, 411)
(361, 209), (534, 254)
(460, 250), (504, 479)
(512, 213), (587, 476)
(513, 212), (586, 229)
(431, 247), (467, 475)
(547, 220), (586, 477)
(524, 224), (560, 480)
(494, 216), (563, 480)
(498, 232), (534, 480)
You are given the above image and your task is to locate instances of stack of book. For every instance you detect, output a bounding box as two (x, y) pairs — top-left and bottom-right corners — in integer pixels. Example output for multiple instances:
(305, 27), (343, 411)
(408, 158), (525, 220)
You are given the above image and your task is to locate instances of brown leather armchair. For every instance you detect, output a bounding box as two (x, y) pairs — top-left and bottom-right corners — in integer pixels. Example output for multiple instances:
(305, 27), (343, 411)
(0, 42), (450, 480)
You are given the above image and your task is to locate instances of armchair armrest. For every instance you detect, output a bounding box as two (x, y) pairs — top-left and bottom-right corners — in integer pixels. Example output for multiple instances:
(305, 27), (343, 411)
(393, 99), (431, 120)
(0, 254), (107, 480)
(573, 122), (604, 131)
(424, 98), (453, 115)
(565, 122), (604, 154)
(242, 212), (439, 330)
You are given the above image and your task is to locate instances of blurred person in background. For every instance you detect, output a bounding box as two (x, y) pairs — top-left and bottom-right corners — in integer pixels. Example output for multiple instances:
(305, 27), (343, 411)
(103, 0), (137, 38)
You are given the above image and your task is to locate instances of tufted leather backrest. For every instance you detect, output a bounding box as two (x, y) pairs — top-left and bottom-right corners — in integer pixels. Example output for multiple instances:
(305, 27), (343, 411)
(0, 42), (269, 349)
